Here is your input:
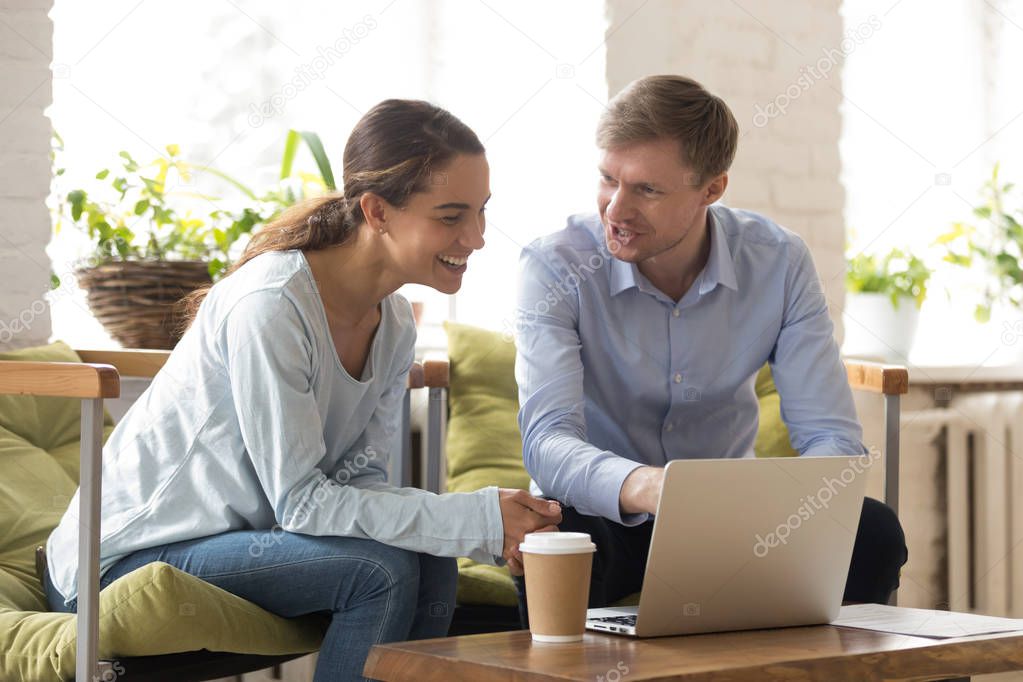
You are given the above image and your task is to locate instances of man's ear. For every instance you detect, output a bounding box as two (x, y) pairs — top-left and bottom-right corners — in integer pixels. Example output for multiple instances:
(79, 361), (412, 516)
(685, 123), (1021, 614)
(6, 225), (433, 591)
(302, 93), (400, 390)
(360, 192), (390, 231)
(704, 173), (728, 205)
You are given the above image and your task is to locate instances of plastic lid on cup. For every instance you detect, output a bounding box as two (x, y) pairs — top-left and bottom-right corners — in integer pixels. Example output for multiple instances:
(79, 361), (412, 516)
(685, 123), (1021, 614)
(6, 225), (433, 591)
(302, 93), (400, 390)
(518, 531), (596, 555)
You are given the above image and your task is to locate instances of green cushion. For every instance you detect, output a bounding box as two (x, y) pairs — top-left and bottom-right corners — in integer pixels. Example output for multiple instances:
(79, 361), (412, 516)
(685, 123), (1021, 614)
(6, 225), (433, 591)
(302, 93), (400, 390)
(454, 559), (519, 608)
(3, 562), (326, 681)
(754, 364), (799, 458)
(443, 322), (530, 495)
(0, 342), (323, 681)
(443, 324), (796, 607)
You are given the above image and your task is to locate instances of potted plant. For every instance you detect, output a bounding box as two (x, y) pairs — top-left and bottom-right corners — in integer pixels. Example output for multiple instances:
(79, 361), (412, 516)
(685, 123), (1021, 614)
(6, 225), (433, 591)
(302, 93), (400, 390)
(843, 248), (931, 361)
(52, 131), (335, 349)
(935, 163), (1023, 324)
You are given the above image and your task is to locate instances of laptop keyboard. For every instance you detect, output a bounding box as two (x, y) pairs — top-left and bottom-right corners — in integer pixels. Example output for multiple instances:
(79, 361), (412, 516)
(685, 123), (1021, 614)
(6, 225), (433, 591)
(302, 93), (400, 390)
(590, 614), (637, 626)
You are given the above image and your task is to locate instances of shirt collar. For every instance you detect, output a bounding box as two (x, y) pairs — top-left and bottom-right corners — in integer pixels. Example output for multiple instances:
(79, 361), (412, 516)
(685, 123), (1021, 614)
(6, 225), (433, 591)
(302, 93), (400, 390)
(609, 255), (639, 297)
(608, 208), (739, 299)
(700, 207), (739, 294)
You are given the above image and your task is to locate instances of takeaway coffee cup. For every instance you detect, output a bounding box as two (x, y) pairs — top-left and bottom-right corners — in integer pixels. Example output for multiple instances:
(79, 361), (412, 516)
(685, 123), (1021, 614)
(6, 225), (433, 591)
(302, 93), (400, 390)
(520, 531), (596, 642)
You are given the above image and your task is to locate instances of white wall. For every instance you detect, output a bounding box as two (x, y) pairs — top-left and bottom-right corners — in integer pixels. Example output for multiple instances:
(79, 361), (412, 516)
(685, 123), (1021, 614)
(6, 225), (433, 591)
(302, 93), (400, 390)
(0, 0), (53, 350)
(603, 0), (848, 335)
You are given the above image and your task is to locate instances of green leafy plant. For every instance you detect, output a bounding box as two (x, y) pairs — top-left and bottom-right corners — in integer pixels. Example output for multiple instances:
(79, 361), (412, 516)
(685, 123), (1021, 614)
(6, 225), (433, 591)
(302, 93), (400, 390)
(846, 248), (931, 309)
(53, 130), (336, 280)
(935, 164), (1023, 323)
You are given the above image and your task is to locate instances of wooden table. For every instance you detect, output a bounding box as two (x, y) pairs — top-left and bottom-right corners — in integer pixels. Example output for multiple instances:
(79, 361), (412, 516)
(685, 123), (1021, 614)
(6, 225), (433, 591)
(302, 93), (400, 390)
(364, 626), (1023, 681)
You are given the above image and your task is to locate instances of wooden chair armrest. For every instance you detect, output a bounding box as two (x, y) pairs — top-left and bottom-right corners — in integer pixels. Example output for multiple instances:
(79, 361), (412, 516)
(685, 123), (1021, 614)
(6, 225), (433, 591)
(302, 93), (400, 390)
(0, 361), (120, 399)
(423, 358), (449, 389)
(844, 360), (909, 395)
(407, 362), (425, 389)
(74, 349), (171, 379)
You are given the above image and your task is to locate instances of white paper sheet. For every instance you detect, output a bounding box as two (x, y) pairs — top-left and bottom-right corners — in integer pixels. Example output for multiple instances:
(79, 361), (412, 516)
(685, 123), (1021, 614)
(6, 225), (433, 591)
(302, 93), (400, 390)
(833, 604), (1023, 638)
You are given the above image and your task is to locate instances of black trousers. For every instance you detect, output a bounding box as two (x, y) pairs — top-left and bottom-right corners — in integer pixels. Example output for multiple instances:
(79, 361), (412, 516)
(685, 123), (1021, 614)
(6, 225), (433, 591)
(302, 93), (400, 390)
(513, 496), (907, 628)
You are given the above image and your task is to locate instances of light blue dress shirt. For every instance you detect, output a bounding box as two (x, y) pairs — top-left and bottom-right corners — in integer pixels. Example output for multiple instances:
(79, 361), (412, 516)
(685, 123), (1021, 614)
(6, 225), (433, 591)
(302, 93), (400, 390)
(48, 249), (504, 605)
(515, 206), (865, 526)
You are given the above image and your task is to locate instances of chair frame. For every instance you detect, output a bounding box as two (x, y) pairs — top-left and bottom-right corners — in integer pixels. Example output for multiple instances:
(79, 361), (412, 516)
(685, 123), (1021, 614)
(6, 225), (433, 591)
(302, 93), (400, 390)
(0, 350), (907, 680)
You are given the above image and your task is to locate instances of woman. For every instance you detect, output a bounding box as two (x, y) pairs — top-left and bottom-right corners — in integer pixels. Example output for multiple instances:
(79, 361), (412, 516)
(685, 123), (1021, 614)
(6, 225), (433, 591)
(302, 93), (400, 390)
(45, 100), (562, 682)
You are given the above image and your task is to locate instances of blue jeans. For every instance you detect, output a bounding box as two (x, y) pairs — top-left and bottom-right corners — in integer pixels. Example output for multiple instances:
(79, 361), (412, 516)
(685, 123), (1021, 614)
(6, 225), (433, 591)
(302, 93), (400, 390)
(44, 530), (457, 682)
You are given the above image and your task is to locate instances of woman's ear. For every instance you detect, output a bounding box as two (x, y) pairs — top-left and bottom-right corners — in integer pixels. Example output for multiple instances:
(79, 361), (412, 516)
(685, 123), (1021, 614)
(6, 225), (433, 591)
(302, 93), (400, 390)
(360, 193), (390, 233)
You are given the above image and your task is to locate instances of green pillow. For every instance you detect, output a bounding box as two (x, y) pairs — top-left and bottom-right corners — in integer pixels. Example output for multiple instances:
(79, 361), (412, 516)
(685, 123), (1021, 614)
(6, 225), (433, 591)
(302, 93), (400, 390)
(2, 562), (325, 681)
(443, 322), (530, 494)
(443, 324), (796, 606)
(754, 364), (799, 458)
(0, 342), (324, 681)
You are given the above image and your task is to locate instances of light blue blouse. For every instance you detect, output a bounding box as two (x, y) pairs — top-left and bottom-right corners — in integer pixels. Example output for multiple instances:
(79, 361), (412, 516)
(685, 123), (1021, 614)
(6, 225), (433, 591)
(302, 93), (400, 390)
(48, 249), (503, 605)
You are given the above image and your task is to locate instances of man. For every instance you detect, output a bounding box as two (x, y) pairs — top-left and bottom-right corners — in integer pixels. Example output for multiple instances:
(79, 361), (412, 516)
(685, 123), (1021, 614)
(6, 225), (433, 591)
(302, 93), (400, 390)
(511, 75), (907, 614)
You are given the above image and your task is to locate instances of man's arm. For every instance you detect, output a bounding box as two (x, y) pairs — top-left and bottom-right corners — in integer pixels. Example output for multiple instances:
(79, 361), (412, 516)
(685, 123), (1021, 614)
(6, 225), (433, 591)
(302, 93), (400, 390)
(770, 239), (867, 456)
(515, 245), (649, 524)
(619, 466), (664, 516)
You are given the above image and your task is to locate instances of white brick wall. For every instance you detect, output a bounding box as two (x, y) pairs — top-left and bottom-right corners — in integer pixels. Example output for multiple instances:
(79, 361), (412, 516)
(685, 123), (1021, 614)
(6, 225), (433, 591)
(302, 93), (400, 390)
(0, 0), (53, 350)
(603, 0), (848, 335)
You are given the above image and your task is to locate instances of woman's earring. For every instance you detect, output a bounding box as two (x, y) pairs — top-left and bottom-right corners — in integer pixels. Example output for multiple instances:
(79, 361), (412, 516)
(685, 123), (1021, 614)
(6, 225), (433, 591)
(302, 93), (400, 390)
(377, 228), (386, 235)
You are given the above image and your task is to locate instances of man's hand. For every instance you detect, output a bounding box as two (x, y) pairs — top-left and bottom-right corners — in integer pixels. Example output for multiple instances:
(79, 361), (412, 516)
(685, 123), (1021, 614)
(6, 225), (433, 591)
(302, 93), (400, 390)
(619, 466), (665, 516)
(498, 489), (562, 572)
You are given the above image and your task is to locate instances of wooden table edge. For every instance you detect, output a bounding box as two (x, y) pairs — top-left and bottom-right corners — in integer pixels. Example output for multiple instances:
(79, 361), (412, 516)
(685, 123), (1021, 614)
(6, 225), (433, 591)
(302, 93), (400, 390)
(363, 627), (1023, 681)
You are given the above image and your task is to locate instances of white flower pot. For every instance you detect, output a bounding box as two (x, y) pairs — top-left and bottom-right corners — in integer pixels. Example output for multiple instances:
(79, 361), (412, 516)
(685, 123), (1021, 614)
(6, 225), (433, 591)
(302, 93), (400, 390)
(842, 292), (920, 362)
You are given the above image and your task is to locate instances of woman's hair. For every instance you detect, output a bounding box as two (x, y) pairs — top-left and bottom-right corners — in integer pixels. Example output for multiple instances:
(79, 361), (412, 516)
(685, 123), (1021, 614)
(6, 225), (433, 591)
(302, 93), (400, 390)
(596, 75), (738, 184)
(178, 99), (484, 328)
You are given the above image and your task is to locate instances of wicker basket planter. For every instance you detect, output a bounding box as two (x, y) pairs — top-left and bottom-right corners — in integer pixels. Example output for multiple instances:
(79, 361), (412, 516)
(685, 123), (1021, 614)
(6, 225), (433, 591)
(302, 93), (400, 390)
(75, 260), (212, 350)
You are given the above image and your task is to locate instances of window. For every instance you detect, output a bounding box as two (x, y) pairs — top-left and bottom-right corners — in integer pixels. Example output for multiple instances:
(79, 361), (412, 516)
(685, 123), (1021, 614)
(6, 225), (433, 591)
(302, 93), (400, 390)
(840, 0), (1023, 364)
(48, 0), (608, 351)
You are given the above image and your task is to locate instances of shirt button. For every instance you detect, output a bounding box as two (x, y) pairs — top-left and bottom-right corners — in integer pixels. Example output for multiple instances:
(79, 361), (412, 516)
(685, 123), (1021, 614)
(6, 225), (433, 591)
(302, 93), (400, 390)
(672, 309), (680, 318)
(673, 373), (682, 384)
(665, 422), (675, 432)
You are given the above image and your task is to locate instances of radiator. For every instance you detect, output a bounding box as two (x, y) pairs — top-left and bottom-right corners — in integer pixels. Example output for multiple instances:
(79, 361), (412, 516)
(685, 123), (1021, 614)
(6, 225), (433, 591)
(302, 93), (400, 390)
(938, 392), (1023, 617)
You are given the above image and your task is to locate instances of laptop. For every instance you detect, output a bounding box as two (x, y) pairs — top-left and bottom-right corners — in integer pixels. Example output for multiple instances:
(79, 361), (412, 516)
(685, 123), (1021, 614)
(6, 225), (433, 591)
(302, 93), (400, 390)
(586, 455), (870, 637)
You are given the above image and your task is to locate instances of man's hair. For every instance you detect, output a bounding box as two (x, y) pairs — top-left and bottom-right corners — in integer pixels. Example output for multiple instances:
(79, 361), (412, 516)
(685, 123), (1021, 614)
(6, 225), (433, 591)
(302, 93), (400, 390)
(596, 75), (739, 184)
